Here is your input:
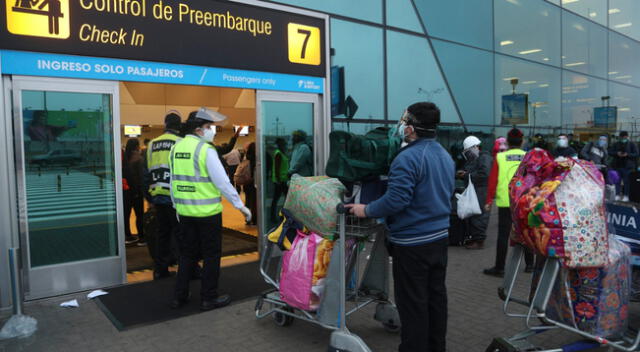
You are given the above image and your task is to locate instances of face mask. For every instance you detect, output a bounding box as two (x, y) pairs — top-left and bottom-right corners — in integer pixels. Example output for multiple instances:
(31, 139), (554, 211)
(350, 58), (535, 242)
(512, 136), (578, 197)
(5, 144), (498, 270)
(622, 138), (629, 143)
(598, 139), (607, 148)
(463, 148), (479, 160)
(200, 126), (215, 142)
(557, 138), (568, 148)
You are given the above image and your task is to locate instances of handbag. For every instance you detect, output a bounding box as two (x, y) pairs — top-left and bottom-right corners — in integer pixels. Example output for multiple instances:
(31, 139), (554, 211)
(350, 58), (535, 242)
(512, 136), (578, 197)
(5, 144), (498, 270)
(456, 175), (482, 219)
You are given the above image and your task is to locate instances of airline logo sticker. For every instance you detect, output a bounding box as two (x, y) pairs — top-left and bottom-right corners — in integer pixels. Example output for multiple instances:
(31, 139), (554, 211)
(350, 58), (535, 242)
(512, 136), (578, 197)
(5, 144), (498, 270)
(6, 0), (70, 39)
(287, 23), (320, 66)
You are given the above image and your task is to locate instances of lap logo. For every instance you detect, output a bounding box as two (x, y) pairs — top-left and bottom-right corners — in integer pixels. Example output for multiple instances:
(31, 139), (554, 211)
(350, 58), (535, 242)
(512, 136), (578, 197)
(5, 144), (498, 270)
(506, 155), (523, 162)
(175, 152), (191, 159)
(177, 185), (196, 192)
(7, 0), (70, 39)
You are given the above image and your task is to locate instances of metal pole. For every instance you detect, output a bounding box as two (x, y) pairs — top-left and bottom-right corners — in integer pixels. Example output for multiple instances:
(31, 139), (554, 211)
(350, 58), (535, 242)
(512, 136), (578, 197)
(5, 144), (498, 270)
(339, 213), (346, 331)
(8, 248), (23, 316)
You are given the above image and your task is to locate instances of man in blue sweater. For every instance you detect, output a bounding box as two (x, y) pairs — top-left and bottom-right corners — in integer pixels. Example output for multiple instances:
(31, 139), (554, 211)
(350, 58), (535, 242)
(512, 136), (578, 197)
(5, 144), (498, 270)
(346, 102), (455, 352)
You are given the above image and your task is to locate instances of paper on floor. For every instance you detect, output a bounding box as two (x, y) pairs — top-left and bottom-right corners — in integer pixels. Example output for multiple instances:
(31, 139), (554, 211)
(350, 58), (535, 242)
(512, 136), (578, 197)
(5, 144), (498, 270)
(60, 299), (79, 308)
(87, 290), (108, 299)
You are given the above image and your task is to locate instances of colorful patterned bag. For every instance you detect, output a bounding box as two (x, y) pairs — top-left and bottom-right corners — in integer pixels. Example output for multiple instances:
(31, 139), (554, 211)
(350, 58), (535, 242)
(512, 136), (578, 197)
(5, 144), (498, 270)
(510, 149), (608, 268)
(544, 238), (631, 338)
(283, 175), (346, 237)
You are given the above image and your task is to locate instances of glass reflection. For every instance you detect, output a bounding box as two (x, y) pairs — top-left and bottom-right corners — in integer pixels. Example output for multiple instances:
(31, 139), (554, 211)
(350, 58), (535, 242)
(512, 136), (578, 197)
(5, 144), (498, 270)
(562, 71), (608, 130)
(562, 0), (606, 25)
(562, 11), (607, 78)
(609, 31), (640, 86)
(609, 0), (640, 41)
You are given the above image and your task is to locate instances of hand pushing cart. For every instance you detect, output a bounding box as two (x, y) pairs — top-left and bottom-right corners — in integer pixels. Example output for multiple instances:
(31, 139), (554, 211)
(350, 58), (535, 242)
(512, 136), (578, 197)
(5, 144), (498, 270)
(255, 203), (400, 352)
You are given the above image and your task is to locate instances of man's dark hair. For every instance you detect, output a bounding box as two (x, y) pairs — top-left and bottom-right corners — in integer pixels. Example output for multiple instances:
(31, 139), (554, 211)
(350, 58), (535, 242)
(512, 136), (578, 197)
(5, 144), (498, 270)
(406, 102), (440, 137)
(185, 111), (208, 134)
(164, 112), (182, 131)
(275, 138), (286, 150)
(507, 128), (523, 147)
(620, 131), (629, 137)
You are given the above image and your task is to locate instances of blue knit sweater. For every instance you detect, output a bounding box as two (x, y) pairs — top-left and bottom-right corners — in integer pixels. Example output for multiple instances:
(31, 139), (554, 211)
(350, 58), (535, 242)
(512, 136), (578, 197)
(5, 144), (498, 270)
(365, 138), (455, 246)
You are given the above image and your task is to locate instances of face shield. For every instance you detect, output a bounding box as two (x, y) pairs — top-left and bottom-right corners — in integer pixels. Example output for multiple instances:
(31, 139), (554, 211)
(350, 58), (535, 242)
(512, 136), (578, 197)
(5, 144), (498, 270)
(196, 107), (229, 127)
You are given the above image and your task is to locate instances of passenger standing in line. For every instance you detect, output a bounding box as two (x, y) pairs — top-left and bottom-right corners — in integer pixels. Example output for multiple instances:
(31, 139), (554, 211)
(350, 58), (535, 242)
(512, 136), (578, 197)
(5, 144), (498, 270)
(484, 128), (533, 277)
(270, 138), (289, 222)
(169, 108), (251, 311)
(243, 142), (257, 226)
(288, 130), (313, 177)
(346, 102), (454, 352)
(123, 138), (146, 245)
(144, 112), (182, 280)
(581, 135), (609, 178)
(610, 131), (638, 202)
(552, 134), (577, 158)
(456, 136), (492, 250)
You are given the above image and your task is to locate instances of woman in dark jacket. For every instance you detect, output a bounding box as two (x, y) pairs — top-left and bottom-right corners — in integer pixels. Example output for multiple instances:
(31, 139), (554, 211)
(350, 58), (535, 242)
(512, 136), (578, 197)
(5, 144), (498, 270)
(123, 138), (145, 245)
(243, 142), (257, 226)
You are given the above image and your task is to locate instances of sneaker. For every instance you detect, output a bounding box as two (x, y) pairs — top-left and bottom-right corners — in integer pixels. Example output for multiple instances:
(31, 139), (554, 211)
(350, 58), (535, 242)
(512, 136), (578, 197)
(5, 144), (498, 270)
(483, 267), (505, 278)
(615, 195), (622, 201)
(465, 240), (485, 250)
(136, 239), (147, 247)
(125, 236), (138, 245)
(623, 196), (630, 202)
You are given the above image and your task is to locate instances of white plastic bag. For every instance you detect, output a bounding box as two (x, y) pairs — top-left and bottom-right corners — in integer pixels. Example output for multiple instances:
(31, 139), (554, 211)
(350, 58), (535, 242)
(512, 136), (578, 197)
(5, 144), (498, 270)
(456, 176), (482, 219)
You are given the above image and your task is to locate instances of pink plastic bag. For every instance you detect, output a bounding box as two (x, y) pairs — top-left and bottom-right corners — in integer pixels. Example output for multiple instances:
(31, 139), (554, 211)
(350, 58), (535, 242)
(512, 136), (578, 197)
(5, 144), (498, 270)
(280, 231), (322, 311)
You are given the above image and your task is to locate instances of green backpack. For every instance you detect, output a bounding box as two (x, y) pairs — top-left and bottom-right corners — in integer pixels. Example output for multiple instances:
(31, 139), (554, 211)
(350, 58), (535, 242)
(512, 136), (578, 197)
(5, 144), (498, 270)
(325, 127), (401, 182)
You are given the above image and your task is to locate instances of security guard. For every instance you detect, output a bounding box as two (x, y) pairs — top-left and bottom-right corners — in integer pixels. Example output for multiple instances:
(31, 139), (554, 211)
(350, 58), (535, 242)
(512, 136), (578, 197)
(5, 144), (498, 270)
(145, 112), (182, 280)
(169, 108), (251, 311)
(484, 128), (533, 277)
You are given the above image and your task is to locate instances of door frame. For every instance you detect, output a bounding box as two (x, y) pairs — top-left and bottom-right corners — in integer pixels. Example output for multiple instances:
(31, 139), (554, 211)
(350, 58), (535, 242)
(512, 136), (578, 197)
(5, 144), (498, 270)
(11, 75), (126, 300)
(255, 91), (324, 245)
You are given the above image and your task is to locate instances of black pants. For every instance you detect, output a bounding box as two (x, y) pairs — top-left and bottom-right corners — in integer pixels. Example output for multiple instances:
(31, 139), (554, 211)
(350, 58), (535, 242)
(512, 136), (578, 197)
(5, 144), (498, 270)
(392, 238), (448, 352)
(153, 204), (179, 273)
(466, 209), (490, 242)
(495, 207), (533, 270)
(123, 190), (144, 240)
(270, 182), (288, 220)
(244, 184), (257, 225)
(175, 214), (222, 301)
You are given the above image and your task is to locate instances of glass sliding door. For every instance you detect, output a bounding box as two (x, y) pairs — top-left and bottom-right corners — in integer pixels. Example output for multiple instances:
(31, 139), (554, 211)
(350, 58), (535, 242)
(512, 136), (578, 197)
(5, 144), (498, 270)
(256, 91), (321, 237)
(12, 76), (125, 299)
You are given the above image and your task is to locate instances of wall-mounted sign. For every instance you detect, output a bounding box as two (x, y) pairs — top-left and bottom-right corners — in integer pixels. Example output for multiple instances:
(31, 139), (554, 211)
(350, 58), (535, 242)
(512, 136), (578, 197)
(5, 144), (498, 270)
(1, 0), (326, 77)
(124, 125), (142, 136)
(594, 106), (617, 129)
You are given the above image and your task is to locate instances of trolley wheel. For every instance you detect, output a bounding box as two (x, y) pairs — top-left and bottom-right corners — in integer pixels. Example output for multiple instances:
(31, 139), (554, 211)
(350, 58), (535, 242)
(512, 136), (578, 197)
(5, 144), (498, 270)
(382, 322), (400, 334)
(272, 307), (294, 327)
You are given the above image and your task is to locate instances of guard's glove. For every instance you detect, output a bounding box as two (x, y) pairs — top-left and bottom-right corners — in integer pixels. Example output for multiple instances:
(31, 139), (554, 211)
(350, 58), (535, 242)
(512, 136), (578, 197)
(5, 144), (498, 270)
(240, 206), (252, 223)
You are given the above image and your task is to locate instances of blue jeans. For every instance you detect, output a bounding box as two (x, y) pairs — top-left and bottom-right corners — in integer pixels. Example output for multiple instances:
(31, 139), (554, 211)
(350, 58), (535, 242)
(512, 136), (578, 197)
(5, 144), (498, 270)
(616, 168), (631, 196)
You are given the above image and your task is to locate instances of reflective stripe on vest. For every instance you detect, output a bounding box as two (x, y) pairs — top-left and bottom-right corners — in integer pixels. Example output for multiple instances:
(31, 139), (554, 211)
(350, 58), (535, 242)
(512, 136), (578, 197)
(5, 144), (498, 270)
(271, 149), (289, 182)
(147, 133), (179, 197)
(170, 135), (223, 217)
(495, 149), (526, 208)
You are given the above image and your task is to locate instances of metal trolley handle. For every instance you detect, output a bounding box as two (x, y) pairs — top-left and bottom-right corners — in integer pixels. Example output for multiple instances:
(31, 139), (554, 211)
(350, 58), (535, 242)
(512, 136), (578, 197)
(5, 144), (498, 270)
(336, 203), (347, 215)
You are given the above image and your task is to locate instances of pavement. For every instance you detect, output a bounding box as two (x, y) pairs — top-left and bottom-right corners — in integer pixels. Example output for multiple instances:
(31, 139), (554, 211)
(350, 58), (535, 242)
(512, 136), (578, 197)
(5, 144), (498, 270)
(0, 210), (620, 352)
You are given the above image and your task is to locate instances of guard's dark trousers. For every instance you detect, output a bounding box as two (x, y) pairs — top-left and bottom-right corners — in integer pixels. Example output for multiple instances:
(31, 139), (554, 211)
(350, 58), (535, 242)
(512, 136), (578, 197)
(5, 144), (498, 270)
(174, 214), (222, 301)
(496, 207), (533, 270)
(153, 204), (179, 273)
(392, 238), (448, 352)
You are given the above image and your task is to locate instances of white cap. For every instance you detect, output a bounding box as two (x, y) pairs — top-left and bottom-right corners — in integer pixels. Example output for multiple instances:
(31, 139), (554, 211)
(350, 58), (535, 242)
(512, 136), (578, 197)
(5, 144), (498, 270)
(195, 107), (227, 123)
(463, 136), (481, 151)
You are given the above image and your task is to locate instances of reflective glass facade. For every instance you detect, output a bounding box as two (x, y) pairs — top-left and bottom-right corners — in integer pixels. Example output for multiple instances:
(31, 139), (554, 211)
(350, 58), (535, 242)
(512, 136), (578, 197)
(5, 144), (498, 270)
(272, 0), (640, 149)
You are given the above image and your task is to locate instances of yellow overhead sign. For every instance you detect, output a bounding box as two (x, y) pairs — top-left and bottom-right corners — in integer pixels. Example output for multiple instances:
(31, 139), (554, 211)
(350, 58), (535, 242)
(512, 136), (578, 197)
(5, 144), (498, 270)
(287, 23), (321, 66)
(6, 0), (70, 39)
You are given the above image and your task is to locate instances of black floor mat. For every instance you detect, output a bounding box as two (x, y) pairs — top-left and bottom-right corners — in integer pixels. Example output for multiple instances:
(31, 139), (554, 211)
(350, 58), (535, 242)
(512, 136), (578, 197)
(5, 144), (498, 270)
(126, 228), (257, 272)
(96, 261), (271, 330)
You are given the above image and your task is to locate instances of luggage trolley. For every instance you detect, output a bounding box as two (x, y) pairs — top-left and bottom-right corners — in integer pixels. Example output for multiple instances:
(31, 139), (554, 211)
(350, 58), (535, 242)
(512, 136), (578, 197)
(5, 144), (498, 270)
(255, 203), (400, 352)
(488, 244), (640, 352)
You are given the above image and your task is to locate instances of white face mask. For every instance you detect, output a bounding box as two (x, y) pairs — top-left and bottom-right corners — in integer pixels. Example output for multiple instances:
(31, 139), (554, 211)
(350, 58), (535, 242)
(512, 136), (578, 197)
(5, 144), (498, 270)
(557, 138), (568, 148)
(200, 126), (215, 142)
(397, 123), (414, 143)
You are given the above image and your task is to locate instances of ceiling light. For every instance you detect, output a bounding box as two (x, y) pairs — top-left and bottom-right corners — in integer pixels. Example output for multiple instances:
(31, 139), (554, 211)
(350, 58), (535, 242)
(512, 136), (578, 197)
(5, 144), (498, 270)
(522, 81), (537, 84)
(573, 24), (585, 31)
(619, 108), (630, 111)
(565, 62), (586, 67)
(538, 84), (549, 88)
(503, 77), (519, 81)
(519, 49), (542, 55)
(500, 40), (514, 46)
(589, 12), (597, 17)
(616, 75), (632, 79)
(614, 23), (632, 28)
(562, 0), (580, 4)
(609, 8), (621, 14)
(505, 0), (520, 5)
(543, 58), (550, 61)
(609, 71), (619, 75)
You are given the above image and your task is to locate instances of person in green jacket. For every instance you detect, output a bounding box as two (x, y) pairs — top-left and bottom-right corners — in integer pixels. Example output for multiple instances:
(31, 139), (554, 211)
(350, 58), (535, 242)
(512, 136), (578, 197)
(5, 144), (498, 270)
(270, 138), (289, 222)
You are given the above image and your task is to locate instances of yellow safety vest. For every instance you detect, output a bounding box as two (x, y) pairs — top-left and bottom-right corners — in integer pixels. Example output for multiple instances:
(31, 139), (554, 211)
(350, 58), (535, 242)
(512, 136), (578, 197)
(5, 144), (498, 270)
(495, 148), (526, 208)
(271, 149), (289, 183)
(147, 132), (180, 197)
(170, 135), (223, 217)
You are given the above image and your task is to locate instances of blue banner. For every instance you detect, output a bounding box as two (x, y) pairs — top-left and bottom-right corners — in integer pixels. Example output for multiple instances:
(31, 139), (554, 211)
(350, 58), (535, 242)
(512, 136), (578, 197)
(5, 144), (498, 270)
(0, 50), (324, 94)
(606, 202), (640, 265)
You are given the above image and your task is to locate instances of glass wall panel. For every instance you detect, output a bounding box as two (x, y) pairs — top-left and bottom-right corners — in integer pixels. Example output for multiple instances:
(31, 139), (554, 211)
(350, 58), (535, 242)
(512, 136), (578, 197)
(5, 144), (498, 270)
(272, 0), (382, 23)
(386, 0), (422, 33)
(562, 71), (608, 131)
(386, 30), (460, 123)
(331, 19), (384, 119)
(562, 11), (607, 78)
(609, 0), (640, 41)
(562, 0), (607, 25)
(609, 31), (640, 86)
(414, 0), (492, 50)
(609, 82), (640, 137)
(495, 0), (561, 66)
(432, 39), (494, 126)
(495, 54), (562, 132)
